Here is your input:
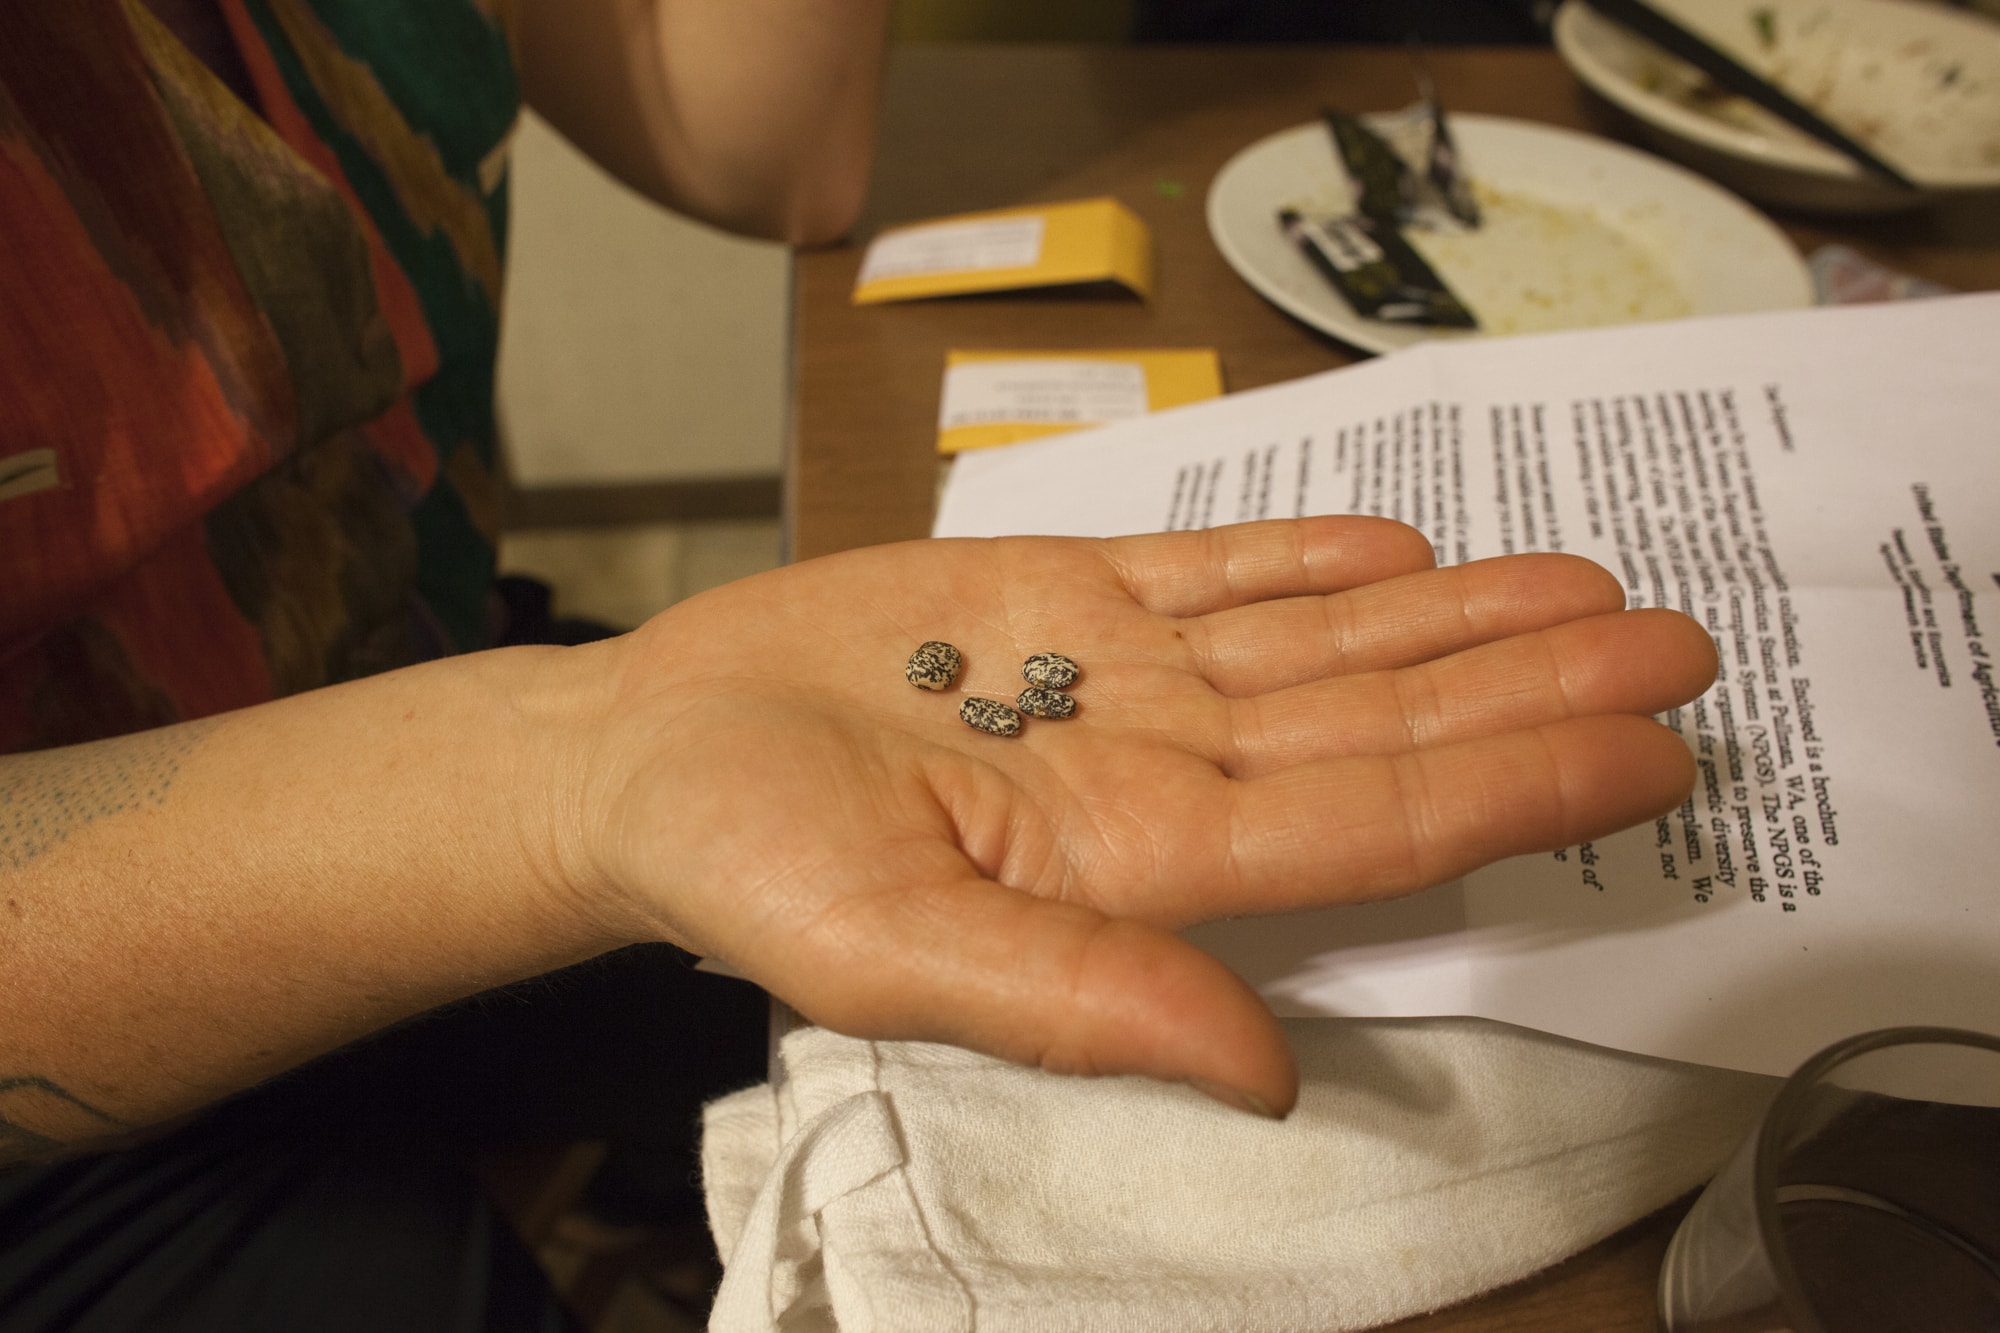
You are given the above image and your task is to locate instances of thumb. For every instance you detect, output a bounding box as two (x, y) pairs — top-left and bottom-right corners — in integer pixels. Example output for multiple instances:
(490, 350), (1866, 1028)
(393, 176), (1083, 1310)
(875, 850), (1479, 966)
(766, 875), (1299, 1118)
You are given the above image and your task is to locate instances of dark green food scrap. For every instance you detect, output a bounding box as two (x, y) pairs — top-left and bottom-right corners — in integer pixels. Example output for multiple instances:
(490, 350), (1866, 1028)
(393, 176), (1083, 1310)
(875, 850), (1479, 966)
(1278, 209), (1477, 329)
(1323, 111), (1411, 222)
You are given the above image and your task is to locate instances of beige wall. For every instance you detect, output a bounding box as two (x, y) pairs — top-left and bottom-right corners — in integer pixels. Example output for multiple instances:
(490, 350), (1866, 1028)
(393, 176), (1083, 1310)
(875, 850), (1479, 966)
(497, 113), (789, 488)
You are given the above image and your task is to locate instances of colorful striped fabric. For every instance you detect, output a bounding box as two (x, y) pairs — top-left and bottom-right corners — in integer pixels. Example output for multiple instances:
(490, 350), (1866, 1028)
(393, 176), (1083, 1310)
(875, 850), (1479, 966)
(0, 0), (518, 753)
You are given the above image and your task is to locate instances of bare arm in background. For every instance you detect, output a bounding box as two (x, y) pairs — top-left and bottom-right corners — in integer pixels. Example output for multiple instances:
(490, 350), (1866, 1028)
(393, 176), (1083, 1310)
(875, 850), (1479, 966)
(512, 0), (893, 242)
(0, 521), (1717, 1162)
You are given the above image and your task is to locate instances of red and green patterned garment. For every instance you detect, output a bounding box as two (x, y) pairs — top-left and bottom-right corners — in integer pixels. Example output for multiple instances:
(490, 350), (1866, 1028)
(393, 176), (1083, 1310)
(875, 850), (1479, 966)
(0, 0), (518, 753)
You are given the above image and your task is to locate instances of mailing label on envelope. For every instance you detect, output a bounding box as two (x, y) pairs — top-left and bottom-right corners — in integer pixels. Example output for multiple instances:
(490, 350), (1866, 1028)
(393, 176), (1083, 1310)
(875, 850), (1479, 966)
(857, 216), (1045, 286)
(936, 348), (1223, 455)
(940, 359), (1149, 431)
(853, 197), (1152, 305)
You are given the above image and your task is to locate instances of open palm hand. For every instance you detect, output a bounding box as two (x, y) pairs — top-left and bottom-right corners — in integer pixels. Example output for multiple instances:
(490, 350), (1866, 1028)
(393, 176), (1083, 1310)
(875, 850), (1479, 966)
(576, 518), (1714, 1115)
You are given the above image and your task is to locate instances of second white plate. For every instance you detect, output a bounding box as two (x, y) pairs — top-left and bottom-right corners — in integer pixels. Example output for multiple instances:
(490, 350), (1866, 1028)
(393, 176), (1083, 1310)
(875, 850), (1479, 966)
(1206, 114), (1813, 356)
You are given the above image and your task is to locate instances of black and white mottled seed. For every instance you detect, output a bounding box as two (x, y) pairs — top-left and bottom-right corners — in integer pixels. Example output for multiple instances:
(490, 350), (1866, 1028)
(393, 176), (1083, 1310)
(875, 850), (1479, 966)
(905, 641), (963, 691)
(959, 698), (1023, 737)
(1021, 653), (1080, 689)
(1016, 687), (1076, 719)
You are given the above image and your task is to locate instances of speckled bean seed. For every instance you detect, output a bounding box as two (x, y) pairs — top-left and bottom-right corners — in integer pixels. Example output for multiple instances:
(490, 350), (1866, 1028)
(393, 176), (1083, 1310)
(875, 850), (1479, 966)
(1021, 653), (1080, 689)
(959, 697), (1023, 737)
(1016, 687), (1076, 719)
(905, 641), (963, 691)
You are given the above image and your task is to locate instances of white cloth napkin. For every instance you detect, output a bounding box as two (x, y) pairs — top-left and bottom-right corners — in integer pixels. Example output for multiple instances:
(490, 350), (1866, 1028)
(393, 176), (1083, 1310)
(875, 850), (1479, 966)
(703, 1017), (1776, 1333)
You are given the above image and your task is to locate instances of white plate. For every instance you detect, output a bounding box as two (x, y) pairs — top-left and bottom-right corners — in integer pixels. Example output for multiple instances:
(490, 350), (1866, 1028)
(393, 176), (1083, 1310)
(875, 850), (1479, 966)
(1206, 114), (1813, 355)
(1553, 0), (2000, 213)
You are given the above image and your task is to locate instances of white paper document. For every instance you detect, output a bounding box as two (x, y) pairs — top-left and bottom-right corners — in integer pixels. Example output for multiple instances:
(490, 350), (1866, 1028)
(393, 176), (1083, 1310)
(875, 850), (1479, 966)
(935, 295), (2000, 1076)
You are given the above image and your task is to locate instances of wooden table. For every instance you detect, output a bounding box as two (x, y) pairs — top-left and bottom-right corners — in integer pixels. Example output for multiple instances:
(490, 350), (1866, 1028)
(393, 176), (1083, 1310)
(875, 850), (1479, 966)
(791, 44), (2000, 563)
(785, 44), (1998, 1330)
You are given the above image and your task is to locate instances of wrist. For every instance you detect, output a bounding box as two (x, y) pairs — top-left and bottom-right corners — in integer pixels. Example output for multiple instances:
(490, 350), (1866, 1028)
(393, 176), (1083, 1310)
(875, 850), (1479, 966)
(486, 638), (659, 952)
(527, 601), (745, 959)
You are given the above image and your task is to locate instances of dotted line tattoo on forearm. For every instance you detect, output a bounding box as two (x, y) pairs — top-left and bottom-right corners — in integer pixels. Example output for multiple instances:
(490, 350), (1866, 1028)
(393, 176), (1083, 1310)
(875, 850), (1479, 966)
(0, 1076), (134, 1164)
(0, 720), (220, 870)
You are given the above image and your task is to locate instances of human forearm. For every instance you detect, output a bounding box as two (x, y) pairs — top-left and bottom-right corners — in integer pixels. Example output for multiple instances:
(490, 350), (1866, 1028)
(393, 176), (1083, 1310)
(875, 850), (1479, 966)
(516, 0), (892, 243)
(2, 522), (1716, 1152)
(0, 644), (633, 1161)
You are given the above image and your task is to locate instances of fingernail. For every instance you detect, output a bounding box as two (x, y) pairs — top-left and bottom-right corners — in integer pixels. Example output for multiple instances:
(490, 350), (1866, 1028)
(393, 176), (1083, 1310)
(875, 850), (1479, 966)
(1187, 1077), (1282, 1119)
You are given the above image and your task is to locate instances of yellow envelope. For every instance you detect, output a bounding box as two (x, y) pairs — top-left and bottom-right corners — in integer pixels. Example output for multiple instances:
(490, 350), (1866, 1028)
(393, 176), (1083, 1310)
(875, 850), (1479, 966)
(853, 198), (1152, 306)
(936, 348), (1224, 455)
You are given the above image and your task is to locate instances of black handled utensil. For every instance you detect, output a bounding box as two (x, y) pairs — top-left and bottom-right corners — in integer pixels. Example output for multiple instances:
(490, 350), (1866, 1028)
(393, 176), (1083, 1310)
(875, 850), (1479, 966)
(1584, 0), (1920, 190)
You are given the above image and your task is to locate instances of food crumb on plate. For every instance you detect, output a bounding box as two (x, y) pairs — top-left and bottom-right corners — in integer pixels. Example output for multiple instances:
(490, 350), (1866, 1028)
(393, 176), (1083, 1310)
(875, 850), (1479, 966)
(1403, 182), (1692, 336)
